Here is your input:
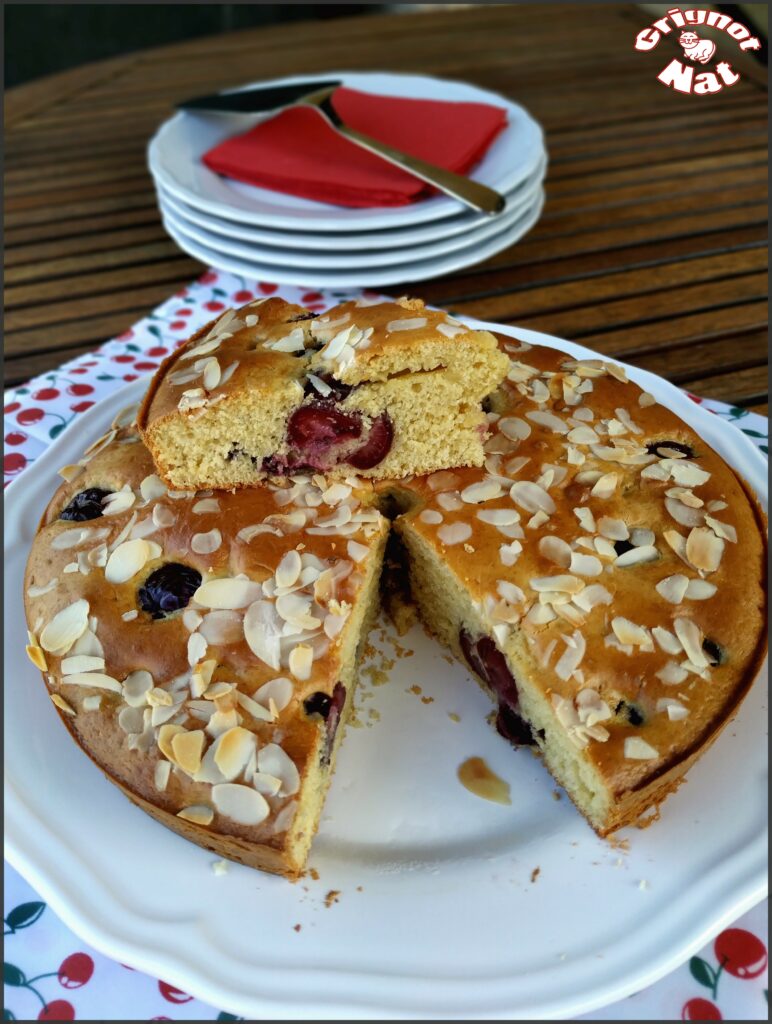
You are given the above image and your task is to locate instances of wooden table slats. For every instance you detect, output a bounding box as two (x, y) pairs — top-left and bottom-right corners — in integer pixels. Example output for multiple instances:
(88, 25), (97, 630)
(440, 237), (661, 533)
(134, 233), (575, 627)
(4, 4), (768, 404)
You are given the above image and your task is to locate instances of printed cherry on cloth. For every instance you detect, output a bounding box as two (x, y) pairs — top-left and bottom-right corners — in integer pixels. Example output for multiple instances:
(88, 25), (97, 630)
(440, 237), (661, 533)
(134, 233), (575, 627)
(202, 86), (507, 206)
(2, 268), (769, 1020)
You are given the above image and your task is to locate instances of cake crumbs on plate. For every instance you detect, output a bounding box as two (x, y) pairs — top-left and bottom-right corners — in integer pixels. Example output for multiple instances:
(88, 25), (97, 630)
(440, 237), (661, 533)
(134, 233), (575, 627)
(552, 789), (562, 801)
(420, 695), (434, 705)
(448, 712), (461, 723)
(293, 923), (302, 932)
(211, 859), (228, 876)
(638, 878), (650, 890)
(361, 664), (390, 687)
(605, 835), (631, 852)
(309, 868), (320, 881)
(324, 889), (341, 907)
(530, 866), (541, 883)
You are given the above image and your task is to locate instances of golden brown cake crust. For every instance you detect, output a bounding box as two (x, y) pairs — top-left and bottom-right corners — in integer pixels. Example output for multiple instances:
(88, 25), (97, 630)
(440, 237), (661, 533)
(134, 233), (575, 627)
(394, 334), (767, 832)
(25, 417), (387, 877)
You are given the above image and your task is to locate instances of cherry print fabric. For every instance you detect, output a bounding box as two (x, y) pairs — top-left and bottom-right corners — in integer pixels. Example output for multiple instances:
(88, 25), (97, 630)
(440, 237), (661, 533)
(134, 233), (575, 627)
(4, 269), (768, 1020)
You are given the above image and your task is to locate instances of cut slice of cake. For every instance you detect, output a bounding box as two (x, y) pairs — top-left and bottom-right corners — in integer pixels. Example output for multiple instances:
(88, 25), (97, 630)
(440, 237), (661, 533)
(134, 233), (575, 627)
(138, 296), (509, 489)
(25, 416), (388, 877)
(390, 336), (767, 835)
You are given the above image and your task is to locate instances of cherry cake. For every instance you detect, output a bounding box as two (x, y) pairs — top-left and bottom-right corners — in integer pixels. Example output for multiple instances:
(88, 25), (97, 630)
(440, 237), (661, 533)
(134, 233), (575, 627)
(24, 317), (767, 876)
(138, 296), (509, 489)
(25, 414), (388, 877)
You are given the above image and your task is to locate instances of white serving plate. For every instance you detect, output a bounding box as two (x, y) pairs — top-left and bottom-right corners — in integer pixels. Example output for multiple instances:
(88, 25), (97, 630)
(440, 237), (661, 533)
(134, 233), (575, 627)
(155, 159), (544, 268)
(153, 152), (547, 253)
(148, 71), (545, 232)
(5, 322), (767, 1020)
(160, 189), (545, 288)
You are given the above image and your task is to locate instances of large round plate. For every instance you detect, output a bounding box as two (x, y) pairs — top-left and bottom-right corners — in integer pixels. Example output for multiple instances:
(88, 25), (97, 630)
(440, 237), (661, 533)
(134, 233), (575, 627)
(160, 190), (545, 287)
(154, 153), (545, 260)
(148, 71), (545, 231)
(157, 172), (542, 270)
(152, 153), (547, 253)
(5, 322), (767, 1020)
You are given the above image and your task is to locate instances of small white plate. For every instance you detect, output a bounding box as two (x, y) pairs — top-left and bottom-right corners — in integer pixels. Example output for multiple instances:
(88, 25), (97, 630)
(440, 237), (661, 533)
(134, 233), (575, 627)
(148, 71), (545, 232)
(156, 171), (542, 270)
(160, 189), (545, 287)
(153, 153), (547, 252)
(5, 322), (767, 1020)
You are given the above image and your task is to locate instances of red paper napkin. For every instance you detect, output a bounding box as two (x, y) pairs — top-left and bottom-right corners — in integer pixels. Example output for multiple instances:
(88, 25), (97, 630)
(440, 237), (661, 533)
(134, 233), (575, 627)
(201, 86), (507, 208)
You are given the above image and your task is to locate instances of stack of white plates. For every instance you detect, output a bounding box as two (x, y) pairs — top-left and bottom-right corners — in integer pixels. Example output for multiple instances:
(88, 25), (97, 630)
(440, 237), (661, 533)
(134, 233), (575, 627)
(148, 72), (547, 288)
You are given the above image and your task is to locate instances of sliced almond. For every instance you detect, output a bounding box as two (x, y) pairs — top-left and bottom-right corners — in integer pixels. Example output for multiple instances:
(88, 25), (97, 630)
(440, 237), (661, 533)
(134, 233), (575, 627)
(652, 626), (682, 656)
(685, 527), (724, 574)
(51, 693), (76, 716)
(615, 545), (658, 567)
(685, 579), (717, 600)
(510, 480), (555, 515)
(154, 761), (171, 792)
(26, 645), (48, 671)
(288, 644), (313, 681)
(611, 617), (652, 648)
(257, 743), (300, 797)
(211, 783), (269, 826)
(530, 575), (584, 595)
(656, 697), (689, 721)
(704, 515), (737, 544)
(590, 473), (619, 499)
(569, 552), (603, 577)
(437, 522), (472, 546)
(244, 600), (282, 669)
(674, 617), (709, 668)
(191, 529), (222, 555)
(122, 670), (153, 706)
(177, 805), (214, 826)
(39, 599), (90, 655)
(461, 480), (504, 504)
(105, 539), (153, 584)
(656, 575), (689, 604)
(419, 509), (443, 525)
(624, 737), (659, 760)
(538, 536), (572, 567)
(61, 671), (122, 693)
(213, 726), (256, 781)
(275, 549), (302, 589)
(194, 577), (262, 609)
(656, 660), (689, 685)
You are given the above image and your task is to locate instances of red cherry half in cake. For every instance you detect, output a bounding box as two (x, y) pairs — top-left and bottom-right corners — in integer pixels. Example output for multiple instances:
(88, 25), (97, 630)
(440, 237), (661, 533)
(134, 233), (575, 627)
(460, 629), (534, 746)
(347, 413), (393, 470)
(287, 404), (362, 452)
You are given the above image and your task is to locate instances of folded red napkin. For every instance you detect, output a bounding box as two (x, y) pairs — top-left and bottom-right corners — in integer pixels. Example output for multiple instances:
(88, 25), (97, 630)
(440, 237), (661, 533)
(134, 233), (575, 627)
(201, 86), (507, 208)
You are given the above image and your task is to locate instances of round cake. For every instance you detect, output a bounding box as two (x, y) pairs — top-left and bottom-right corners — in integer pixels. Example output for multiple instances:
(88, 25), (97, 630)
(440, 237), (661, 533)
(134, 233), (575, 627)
(24, 309), (768, 875)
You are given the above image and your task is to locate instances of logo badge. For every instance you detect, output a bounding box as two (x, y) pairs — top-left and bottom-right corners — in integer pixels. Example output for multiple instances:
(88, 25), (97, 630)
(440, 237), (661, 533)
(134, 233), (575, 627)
(635, 7), (761, 94)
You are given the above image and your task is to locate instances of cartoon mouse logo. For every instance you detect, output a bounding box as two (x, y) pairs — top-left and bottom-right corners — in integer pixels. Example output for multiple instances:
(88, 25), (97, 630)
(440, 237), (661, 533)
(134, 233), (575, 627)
(678, 31), (716, 63)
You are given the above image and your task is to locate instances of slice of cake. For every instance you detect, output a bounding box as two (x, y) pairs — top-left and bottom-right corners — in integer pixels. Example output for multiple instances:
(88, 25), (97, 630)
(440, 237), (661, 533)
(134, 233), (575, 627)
(25, 415), (388, 877)
(390, 337), (767, 835)
(138, 296), (509, 488)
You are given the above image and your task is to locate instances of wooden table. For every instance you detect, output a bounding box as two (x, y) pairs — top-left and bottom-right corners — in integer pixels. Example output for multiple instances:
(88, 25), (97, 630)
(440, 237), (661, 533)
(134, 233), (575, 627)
(5, 4), (768, 413)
